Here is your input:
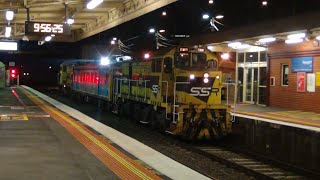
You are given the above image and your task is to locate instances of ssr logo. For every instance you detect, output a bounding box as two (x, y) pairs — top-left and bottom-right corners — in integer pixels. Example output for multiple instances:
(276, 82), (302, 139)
(152, 85), (159, 93)
(190, 87), (211, 96)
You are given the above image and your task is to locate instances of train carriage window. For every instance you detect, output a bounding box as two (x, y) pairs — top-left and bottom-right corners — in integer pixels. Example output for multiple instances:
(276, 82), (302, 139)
(164, 57), (173, 73)
(151, 58), (162, 72)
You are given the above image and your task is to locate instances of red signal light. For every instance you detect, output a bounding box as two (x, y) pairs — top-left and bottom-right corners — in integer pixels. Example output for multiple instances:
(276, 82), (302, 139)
(11, 69), (15, 73)
(10, 68), (17, 79)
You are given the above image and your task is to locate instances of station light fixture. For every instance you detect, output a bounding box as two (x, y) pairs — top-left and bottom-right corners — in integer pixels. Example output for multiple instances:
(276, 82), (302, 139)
(227, 42), (241, 48)
(262, 1), (268, 6)
(5, 26), (11, 37)
(162, 11), (167, 16)
(149, 28), (155, 33)
(221, 53), (230, 60)
(287, 33), (306, 39)
(66, 18), (74, 25)
(215, 15), (224, 19)
(316, 36), (320, 40)
(237, 44), (250, 49)
(110, 40), (115, 45)
(285, 38), (303, 44)
(44, 36), (52, 41)
(86, 0), (103, 9)
(0, 41), (17, 50)
(144, 53), (150, 59)
(202, 14), (210, 19)
(258, 37), (276, 43)
(207, 45), (214, 51)
(100, 57), (110, 65)
(6, 11), (14, 21)
(209, 0), (214, 4)
(113, 37), (117, 41)
(159, 29), (166, 33)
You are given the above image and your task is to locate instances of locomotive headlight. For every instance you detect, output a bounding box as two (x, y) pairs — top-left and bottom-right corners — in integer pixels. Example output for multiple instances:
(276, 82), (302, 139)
(203, 73), (209, 78)
(216, 75), (220, 80)
(204, 78), (209, 83)
(189, 74), (195, 80)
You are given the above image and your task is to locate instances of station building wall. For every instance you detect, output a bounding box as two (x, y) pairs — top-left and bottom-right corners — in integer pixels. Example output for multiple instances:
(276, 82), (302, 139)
(268, 40), (320, 113)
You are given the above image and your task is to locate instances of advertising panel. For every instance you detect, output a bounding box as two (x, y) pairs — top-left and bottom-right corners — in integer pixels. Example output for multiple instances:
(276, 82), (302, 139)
(297, 72), (306, 92)
(291, 57), (313, 72)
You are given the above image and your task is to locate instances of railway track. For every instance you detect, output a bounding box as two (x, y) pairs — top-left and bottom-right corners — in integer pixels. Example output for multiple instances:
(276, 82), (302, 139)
(191, 145), (308, 179)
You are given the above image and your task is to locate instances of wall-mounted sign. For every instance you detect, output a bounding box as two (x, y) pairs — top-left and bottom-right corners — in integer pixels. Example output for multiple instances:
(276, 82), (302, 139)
(297, 72), (306, 92)
(316, 72), (320, 87)
(291, 57), (313, 73)
(307, 73), (315, 92)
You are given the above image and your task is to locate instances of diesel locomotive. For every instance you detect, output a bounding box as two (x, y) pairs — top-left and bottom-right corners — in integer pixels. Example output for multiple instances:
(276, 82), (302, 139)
(59, 47), (231, 140)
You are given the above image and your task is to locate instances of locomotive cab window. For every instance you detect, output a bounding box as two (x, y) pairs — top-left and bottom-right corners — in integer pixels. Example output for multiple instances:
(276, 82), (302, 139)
(191, 53), (207, 68)
(164, 57), (173, 73)
(207, 60), (218, 71)
(174, 52), (190, 68)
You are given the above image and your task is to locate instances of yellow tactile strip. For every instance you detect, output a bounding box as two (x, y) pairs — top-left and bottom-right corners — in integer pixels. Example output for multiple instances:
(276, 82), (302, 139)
(235, 109), (320, 128)
(21, 88), (162, 180)
(267, 111), (320, 121)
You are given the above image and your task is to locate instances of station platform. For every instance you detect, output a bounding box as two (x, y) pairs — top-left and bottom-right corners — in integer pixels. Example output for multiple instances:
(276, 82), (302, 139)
(232, 104), (320, 132)
(0, 86), (210, 180)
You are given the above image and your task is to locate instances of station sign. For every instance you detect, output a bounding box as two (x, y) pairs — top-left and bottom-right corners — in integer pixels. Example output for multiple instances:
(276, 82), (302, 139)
(291, 57), (313, 72)
(25, 21), (71, 35)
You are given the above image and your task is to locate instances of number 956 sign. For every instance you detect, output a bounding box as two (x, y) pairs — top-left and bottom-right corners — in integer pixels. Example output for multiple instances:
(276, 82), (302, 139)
(25, 21), (71, 35)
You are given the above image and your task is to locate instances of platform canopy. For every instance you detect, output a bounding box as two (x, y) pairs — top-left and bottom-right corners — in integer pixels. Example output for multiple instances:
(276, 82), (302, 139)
(0, 0), (177, 42)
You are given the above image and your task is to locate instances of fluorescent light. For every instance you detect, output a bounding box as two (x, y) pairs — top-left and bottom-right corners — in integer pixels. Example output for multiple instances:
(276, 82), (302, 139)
(285, 38), (303, 44)
(215, 15), (224, 19)
(5, 27), (11, 37)
(202, 14), (210, 19)
(6, 11), (14, 21)
(67, 18), (74, 24)
(316, 36), (320, 40)
(0, 41), (17, 51)
(86, 0), (103, 9)
(287, 33), (306, 39)
(45, 36), (52, 41)
(258, 37), (276, 43)
(209, 0), (214, 4)
(149, 28), (155, 33)
(237, 44), (250, 49)
(262, 1), (267, 6)
(159, 29), (165, 33)
(228, 42), (241, 48)
(100, 57), (110, 65)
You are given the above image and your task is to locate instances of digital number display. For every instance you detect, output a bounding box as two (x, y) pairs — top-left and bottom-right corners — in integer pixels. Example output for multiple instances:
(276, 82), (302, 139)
(25, 21), (71, 35)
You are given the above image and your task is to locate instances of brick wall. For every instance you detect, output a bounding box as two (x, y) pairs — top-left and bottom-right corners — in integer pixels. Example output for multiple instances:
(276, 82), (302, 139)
(269, 41), (320, 113)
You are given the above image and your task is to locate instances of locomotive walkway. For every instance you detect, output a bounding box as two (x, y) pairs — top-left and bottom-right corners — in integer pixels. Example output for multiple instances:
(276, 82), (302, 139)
(0, 86), (210, 180)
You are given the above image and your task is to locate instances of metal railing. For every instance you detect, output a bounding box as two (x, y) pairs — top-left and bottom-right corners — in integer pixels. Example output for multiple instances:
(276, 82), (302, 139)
(222, 82), (237, 122)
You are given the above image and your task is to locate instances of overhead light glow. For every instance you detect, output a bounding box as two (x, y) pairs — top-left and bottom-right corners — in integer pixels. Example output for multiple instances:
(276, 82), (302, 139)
(0, 41), (17, 51)
(113, 37), (117, 41)
(285, 38), (303, 44)
(6, 11), (14, 21)
(221, 53), (230, 60)
(207, 45), (214, 51)
(209, 0), (214, 4)
(100, 57), (110, 65)
(86, 0), (103, 9)
(149, 28), (155, 33)
(45, 36), (52, 41)
(227, 42), (241, 48)
(159, 29), (166, 33)
(111, 40), (115, 45)
(316, 36), (320, 40)
(202, 14), (210, 19)
(262, 1), (267, 6)
(144, 53), (150, 59)
(287, 33), (306, 39)
(67, 18), (74, 24)
(162, 11), (167, 16)
(215, 15), (224, 19)
(5, 27), (11, 37)
(258, 37), (276, 43)
(237, 44), (250, 49)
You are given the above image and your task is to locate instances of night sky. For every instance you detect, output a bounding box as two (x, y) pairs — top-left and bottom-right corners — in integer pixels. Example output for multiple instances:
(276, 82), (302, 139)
(1, 0), (320, 85)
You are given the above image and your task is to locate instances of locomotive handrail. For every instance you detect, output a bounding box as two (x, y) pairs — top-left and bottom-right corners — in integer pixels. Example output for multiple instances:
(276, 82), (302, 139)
(161, 81), (169, 119)
(222, 82), (237, 122)
(173, 82), (190, 123)
(113, 78), (150, 103)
